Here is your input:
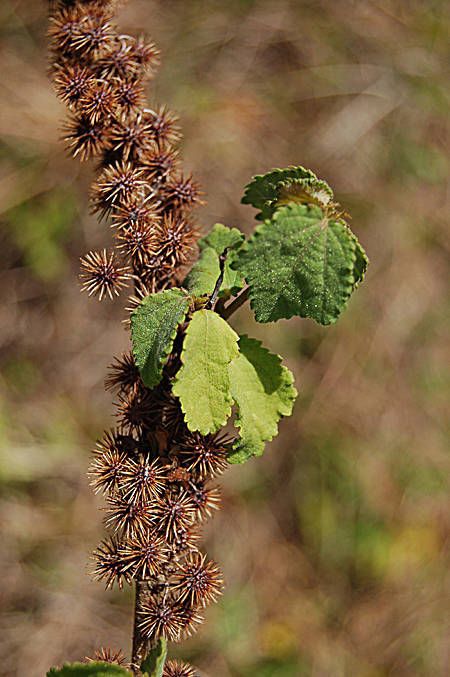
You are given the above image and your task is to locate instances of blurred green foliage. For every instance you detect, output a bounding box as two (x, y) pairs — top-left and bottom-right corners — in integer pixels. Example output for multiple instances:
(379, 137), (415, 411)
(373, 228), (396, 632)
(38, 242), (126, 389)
(7, 190), (76, 282)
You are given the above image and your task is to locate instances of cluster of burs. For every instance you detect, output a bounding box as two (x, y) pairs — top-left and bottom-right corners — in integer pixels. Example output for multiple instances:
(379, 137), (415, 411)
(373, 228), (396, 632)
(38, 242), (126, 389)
(49, 1), (227, 675)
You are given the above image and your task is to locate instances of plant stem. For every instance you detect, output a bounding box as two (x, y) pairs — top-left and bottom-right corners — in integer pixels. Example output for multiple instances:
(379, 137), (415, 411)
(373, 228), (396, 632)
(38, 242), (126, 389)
(221, 287), (249, 319)
(206, 248), (228, 310)
(131, 579), (145, 674)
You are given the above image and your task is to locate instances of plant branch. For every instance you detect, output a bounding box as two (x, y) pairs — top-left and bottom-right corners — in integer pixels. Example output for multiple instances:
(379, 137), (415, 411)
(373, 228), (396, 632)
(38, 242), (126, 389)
(206, 248), (228, 310)
(221, 286), (249, 320)
(131, 579), (145, 674)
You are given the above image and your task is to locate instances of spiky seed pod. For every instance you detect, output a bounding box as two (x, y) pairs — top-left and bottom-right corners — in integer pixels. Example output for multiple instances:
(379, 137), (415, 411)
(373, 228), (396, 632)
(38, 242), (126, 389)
(114, 389), (159, 433)
(105, 495), (156, 537)
(116, 222), (158, 266)
(92, 536), (131, 590)
(188, 482), (221, 521)
(178, 432), (230, 479)
(167, 466), (191, 484)
(154, 214), (196, 267)
(70, 11), (114, 59)
(114, 77), (146, 115)
(86, 648), (127, 666)
(48, 6), (85, 54)
(172, 552), (224, 608)
(96, 36), (139, 80)
(138, 596), (186, 642)
(159, 391), (184, 436)
(53, 63), (95, 108)
(63, 114), (110, 161)
(105, 352), (141, 394)
(140, 255), (172, 292)
(163, 660), (197, 677)
(143, 106), (182, 148)
(162, 174), (203, 213)
(110, 113), (155, 162)
(80, 79), (117, 122)
(129, 36), (160, 76)
(141, 143), (180, 183)
(167, 525), (202, 557)
(178, 602), (204, 640)
(94, 427), (137, 457)
(119, 456), (166, 503)
(120, 530), (168, 579)
(156, 490), (197, 540)
(92, 161), (146, 217)
(110, 195), (161, 232)
(89, 446), (129, 494)
(80, 249), (131, 300)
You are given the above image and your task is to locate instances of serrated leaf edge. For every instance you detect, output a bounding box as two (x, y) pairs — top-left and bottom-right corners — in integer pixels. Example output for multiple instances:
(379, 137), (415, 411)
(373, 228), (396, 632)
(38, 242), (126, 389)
(228, 335), (298, 464)
(239, 204), (358, 325)
(131, 289), (190, 389)
(242, 165), (334, 220)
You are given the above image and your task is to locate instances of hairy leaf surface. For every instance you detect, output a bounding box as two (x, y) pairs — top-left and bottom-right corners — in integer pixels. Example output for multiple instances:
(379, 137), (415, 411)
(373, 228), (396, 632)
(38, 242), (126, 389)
(185, 223), (245, 297)
(131, 289), (190, 388)
(47, 663), (131, 677)
(242, 166), (333, 220)
(228, 336), (297, 463)
(235, 203), (362, 325)
(173, 309), (239, 434)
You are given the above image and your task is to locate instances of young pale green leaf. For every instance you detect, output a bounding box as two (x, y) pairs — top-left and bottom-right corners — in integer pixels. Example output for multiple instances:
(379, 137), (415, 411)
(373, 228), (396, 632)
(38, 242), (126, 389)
(131, 289), (190, 388)
(228, 336), (297, 464)
(173, 309), (239, 435)
(47, 663), (132, 677)
(242, 166), (334, 220)
(235, 203), (363, 325)
(141, 639), (167, 677)
(185, 224), (245, 297)
(199, 223), (245, 254)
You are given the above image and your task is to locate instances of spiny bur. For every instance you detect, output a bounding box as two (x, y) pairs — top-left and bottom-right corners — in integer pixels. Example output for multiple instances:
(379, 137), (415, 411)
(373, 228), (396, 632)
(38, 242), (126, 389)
(48, 0), (368, 674)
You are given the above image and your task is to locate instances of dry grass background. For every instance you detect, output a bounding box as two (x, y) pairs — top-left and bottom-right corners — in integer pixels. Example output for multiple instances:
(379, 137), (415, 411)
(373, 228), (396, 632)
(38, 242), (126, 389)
(0, 1), (449, 675)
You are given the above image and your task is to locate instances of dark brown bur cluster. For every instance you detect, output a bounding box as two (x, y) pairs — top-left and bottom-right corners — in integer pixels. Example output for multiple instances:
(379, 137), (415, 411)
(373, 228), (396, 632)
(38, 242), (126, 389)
(49, 1), (223, 673)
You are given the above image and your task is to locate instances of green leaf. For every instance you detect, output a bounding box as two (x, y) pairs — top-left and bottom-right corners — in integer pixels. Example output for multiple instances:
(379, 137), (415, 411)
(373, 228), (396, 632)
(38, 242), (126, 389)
(235, 203), (364, 325)
(352, 236), (369, 289)
(131, 289), (190, 388)
(47, 663), (131, 676)
(185, 224), (245, 297)
(242, 166), (334, 220)
(228, 336), (297, 464)
(200, 223), (245, 253)
(173, 309), (239, 435)
(141, 639), (167, 677)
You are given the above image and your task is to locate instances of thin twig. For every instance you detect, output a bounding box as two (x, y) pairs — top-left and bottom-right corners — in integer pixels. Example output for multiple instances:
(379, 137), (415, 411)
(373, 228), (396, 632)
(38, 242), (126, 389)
(221, 286), (249, 320)
(206, 248), (228, 310)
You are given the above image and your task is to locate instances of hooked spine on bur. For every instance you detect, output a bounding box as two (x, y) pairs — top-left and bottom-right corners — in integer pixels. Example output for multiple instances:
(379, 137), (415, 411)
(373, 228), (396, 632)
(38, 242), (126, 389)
(48, 1), (368, 675)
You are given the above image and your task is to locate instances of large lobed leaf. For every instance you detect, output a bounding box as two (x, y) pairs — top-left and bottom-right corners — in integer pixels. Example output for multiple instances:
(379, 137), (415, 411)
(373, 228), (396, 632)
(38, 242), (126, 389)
(228, 336), (297, 464)
(173, 309), (239, 435)
(235, 203), (366, 325)
(242, 166), (334, 220)
(185, 223), (245, 297)
(47, 663), (132, 677)
(131, 289), (190, 388)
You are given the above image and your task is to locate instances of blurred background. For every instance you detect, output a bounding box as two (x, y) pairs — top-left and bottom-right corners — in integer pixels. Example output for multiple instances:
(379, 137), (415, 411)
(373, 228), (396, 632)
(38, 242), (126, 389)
(0, 1), (449, 675)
